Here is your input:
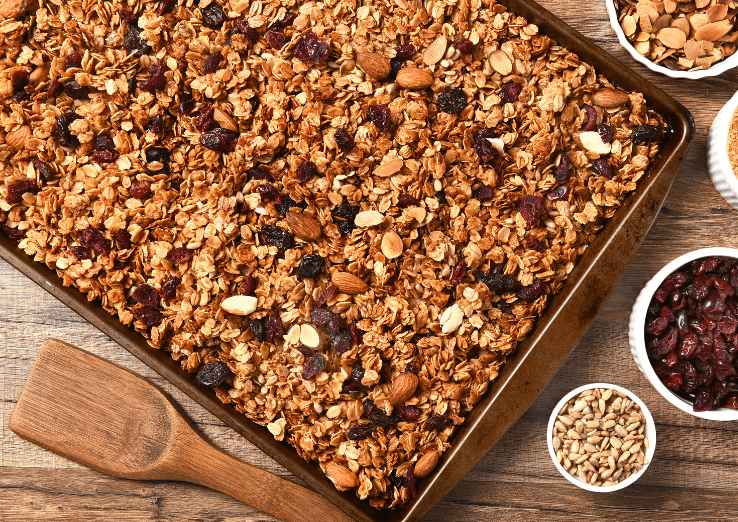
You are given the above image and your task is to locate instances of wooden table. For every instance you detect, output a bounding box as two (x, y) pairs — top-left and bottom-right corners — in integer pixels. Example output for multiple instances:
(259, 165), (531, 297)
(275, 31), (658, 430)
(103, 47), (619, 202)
(3, 1), (738, 520)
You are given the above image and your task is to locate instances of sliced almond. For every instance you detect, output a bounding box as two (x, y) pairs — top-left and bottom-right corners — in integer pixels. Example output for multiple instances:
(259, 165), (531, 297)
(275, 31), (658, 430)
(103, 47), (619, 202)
(395, 67), (434, 89)
(577, 131), (612, 155)
(331, 272), (368, 294)
(684, 39), (704, 61)
(299, 323), (321, 348)
(325, 462), (359, 490)
(695, 55), (714, 68)
(622, 15), (637, 37)
(354, 210), (384, 227)
(670, 17), (690, 36)
(440, 303), (464, 334)
(639, 13), (653, 33)
(374, 157), (404, 177)
(592, 88), (629, 109)
(221, 295), (258, 316)
(695, 20), (732, 42)
(657, 27), (687, 49)
(706, 4), (728, 23)
(423, 35), (447, 65)
(486, 137), (504, 154)
(488, 50), (512, 75)
(652, 14), (673, 32)
(356, 51), (391, 80)
(381, 230), (403, 259)
(286, 211), (322, 241)
(663, 0), (677, 14)
(695, 0), (710, 8)
(414, 451), (440, 479)
(405, 206), (427, 224)
(636, 2), (659, 23)
(689, 13), (710, 33)
(285, 324), (301, 344)
(213, 108), (238, 132)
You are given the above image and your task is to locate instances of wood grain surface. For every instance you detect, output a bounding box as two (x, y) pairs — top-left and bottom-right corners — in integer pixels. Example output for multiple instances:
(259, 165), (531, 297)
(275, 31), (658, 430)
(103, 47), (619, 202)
(3, 1), (738, 520)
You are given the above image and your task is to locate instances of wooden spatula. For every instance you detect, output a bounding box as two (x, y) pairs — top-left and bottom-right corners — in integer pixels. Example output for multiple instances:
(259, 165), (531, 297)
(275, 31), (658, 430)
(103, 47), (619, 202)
(8, 339), (354, 522)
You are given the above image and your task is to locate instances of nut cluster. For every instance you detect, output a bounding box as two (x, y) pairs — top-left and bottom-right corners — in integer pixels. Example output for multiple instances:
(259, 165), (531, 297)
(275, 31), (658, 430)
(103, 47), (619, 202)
(551, 388), (650, 487)
(614, 0), (738, 71)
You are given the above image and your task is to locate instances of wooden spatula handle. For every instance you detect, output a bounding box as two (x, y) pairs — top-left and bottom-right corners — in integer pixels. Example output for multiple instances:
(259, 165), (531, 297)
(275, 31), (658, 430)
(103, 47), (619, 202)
(169, 438), (355, 522)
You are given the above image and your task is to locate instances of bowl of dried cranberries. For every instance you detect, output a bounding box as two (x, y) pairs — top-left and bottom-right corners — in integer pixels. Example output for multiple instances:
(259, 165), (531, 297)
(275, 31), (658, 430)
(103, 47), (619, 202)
(629, 248), (738, 420)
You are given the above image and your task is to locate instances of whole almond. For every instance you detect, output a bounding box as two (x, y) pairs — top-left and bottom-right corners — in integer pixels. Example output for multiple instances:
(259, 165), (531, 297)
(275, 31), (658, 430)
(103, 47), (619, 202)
(5, 125), (30, 151)
(374, 157), (403, 177)
(286, 211), (322, 241)
(657, 27), (687, 49)
(213, 108), (238, 132)
(356, 51), (391, 80)
(220, 295), (258, 316)
(694, 20), (732, 42)
(381, 230), (403, 259)
(423, 35), (447, 65)
(29, 63), (49, 86)
(591, 88), (629, 109)
(325, 462), (359, 489)
(389, 371), (418, 405)
(396, 67), (434, 89)
(488, 50), (512, 75)
(0, 0), (28, 18)
(414, 451), (440, 479)
(331, 272), (368, 295)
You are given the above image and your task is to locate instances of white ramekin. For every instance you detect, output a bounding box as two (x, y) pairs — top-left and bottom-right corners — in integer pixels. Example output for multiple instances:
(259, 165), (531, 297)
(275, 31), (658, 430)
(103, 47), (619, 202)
(707, 90), (738, 211)
(629, 247), (738, 421)
(606, 0), (738, 79)
(547, 383), (656, 492)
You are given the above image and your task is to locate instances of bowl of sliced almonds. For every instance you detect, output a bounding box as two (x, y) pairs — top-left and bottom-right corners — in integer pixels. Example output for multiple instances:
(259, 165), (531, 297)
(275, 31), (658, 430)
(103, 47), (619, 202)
(607, 0), (738, 79)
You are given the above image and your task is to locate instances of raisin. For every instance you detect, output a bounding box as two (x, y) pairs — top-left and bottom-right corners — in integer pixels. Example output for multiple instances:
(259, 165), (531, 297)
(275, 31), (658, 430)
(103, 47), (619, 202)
(256, 182), (282, 204)
(423, 414), (452, 431)
(120, 9), (136, 21)
(311, 306), (341, 333)
(156, 0), (175, 16)
(93, 150), (114, 163)
(398, 195), (418, 207)
(347, 424), (375, 440)
(526, 237), (546, 252)
(202, 51), (223, 74)
(437, 86), (467, 114)
(473, 128), (499, 166)
(12, 91), (29, 103)
(124, 26), (151, 57)
(351, 362), (366, 384)
(48, 80), (63, 98)
(247, 166), (272, 181)
(33, 159), (55, 182)
(316, 284), (338, 309)
(631, 125), (659, 144)
(170, 177), (184, 191)
(94, 135), (114, 151)
(171, 247), (193, 264)
(547, 184), (570, 201)
(196, 361), (231, 387)
(298, 254), (324, 279)
(395, 44), (416, 59)
(200, 127), (239, 152)
(64, 52), (82, 69)
(474, 185), (494, 201)
(592, 158), (613, 179)
(334, 128), (354, 151)
(368, 408), (401, 427)
(554, 152), (569, 181)
(2, 224), (25, 240)
(139, 61), (167, 92)
(116, 229), (132, 249)
(148, 114), (163, 134)
(450, 259), (467, 285)
(581, 105), (597, 131)
(499, 81), (521, 104)
(388, 57), (403, 80)
(517, 279), (543, 301)
(396, 404), (421, 421)
(369, 104), (392, 132)
(240, 274), (257, 296)
(296, 160), (317, 182)
(248, 95), (260, 111)
(179, 91), (196, 115)
(64, 81), (88, 99)
(598, 124), (613, 144)
(261, 224), (292, 250)
(268, 11), (297, 31)
(145, 147), (169, 168)
(330, 330), (352, 354)
(302, 353), (325, 380)
(71, 246), (91, 259)
(160, 277), (181, 300)
(457, 38), (474, 54)
(275, 195), (307, 216)
(266, 29), (286, 50)
(249, 317), (266, 342)
(331, 200), (359, 235)
(79, 227), (110, 256)
(519, 195), (545, 225)
(389, 471), (407, 491)
(130, 179), (152, 199)
(11, 69), (28, 91)
(293, 31), (330, 64)
(201, 3), (226, 28)
(132, 284), (159, 306)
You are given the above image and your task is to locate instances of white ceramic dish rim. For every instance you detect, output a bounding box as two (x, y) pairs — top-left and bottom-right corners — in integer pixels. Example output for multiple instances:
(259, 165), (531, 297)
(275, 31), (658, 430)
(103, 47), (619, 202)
(605, 0), (738, 79)
(546, 382), (656, 492)
(632, 247), (738, 421)
(709, 90), (738, 200)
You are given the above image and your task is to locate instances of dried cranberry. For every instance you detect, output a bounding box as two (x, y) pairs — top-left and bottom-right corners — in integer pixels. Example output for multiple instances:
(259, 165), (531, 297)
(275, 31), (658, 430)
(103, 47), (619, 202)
(298, 254), (324, 279)
(201, 3), (226, 28)
(296, 345), (316, 357)
(499, 81), (521, 104)
(266, 29), (286, 50)
(592, 158), (613, 180)
(334, 128), (355, 151)
(256, 183), (282, 203)
(474, 185), (494, 201)
(7, 180), (40, 204)
(331, 200), (359, 235)
(79, 227), (110, 256)
(196, 360), (230, 386)
(457, 38), (474, 54)
(330, 331), (352, 354)
(170, 177), (184, 191)
(396, 404), (421, 421)
(423, 414), (452, 431)
(146, 147), (169, 170)
(275, 195), (307, 216)
(148, 114), (163, 134)
(437, 86), (467, 114)
(11, 69), (28, 91)
(200, 127), (239, 152)
(662, 372), (682, 391)
(293, 31), (330, 64)
(726, 395), (738, 409)
(581, 105), (597, 131)
(517, 279), (543, 301)
(369, 104), (392, 132)
(70, 246), (91, 259)
(519, 194), (545, 225)
(598, 124), (613, 144)
(116, 229), (132, 249)
(368, 408), (401, 427)
(350, 320), (363, 346)
(194, 104), (217, 132)
(395, 44), (416, 59)
(547, 184), (570, 201)
(249, 317), (265, 342)
(93, 150), (114, 163)
(240, 275), (257, 296)
(130, 179), (152, 199)
(295, 160), (317, 182)
(33, 159), (55, 182)
(247, 166), (272, 181)
(123, 26), (151, 57)
(302, 353), (325, 379)
(473, 128), (499, 167)
(631, 125), (659, 145)
(347, 424), (375, 440)
(389, 471), (407, 491)
(692, 257), (721, 276)
(526, 237), (546, 252)
(388, 57), (403, 80)
(261, 224), (292, 250)
(450, 259), (467, 285)
(351, 362), (366, 385)
(407, 463), (417, 498)
(554, 153), (569, 181)
(202, 52), (223, 74)
(48, 80), (63, 98)
(311, 306), (341, 333)
(179, 91), (196, 115)
(64, 52), (82, 70)
(140, 61), (167, 92)
(265, 315), (284, 341)
(235, 21), (259, 43)
(120, 9), (136, 21)
(160, 277), (181, 300)
(398, 195), (418, 207)
(93, 135), (113, 151)
(693, 388), (713, 412)
(316, 284), (338, 308)
(134, 306), (162, 327)
(156, 0), (175, 16)
(2, 224), (25, 239)
(171, 247), (193, 264)
(133, 284), (159, 306)
(64, 81), (88, 99)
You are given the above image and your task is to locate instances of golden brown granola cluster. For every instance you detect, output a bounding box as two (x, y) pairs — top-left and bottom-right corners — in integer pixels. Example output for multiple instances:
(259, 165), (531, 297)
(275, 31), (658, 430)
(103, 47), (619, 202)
(0, 0), (663, 508)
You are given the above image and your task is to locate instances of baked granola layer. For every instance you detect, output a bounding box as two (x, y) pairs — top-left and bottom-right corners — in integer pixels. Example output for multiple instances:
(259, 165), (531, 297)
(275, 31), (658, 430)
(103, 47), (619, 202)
(1, 0), (662, 508)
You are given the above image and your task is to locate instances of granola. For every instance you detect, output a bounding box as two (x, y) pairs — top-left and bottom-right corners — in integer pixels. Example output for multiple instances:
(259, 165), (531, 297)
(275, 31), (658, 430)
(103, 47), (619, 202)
(0, 0), (664, 509)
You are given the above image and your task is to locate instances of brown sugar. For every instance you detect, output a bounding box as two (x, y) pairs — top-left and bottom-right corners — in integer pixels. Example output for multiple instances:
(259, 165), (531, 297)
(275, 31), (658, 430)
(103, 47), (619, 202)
(727, 107), (738, 178)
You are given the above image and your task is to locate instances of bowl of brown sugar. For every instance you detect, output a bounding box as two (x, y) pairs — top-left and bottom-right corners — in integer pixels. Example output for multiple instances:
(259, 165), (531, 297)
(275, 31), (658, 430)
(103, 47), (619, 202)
(708, 90), (738, 210)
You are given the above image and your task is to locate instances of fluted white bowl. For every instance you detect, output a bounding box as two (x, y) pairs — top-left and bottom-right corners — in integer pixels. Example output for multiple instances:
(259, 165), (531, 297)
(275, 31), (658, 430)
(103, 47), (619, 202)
(707, 90), (738, 211)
